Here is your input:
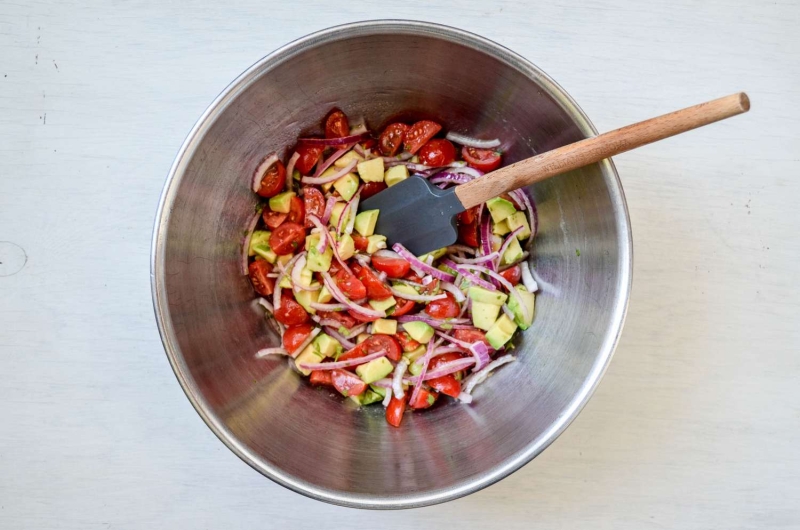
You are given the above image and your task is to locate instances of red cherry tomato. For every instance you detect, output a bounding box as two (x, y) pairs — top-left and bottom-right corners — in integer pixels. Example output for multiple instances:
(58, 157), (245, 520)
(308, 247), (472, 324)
(428, 375), (461, 398)
(262, 209), (288, 229)
(302, 187), (325, 228)
(337, 342), (367, 362)
(458, 206), (478, 225)
(378, 123), (409, 156)
(462, 146), (502, 172)
(409, 387), (439, 409)
(283, 323), (315, 354)
(395, 331), (421, 353)
(348, 306), (380, 323)
(404, 120), (442, 154)
(404, 272), (439, 295)
(352, 234), (369, 252)
(457, 216), (479, 247)
(295, 145), (323, 176)
(390, 298), (416, 317)
(429, 352), (468, 371)
(255, 159), (286, 198)
(269, 222), (305, 255)
(353, 264), (393, 300)
(335, 268), (367, 300)
(309, 370), (333, 386)
(453, 328), (491, 348)
(371, 253), (411, 278)
(385, 395), (407, 427)
(317, 310), (358, 330)
(274, 291), (309, 326)
(325, 109), (350, 138)
(248, 260), (275, 296)
(500, 264), (521, 286)
(418, 139), (456, 167)
(286, 196), (305, 225)
(364, 334), (402, 362)
(360, 181), (387, 200)
(424, 291), (461, 319)
(330, 368), (366, 397)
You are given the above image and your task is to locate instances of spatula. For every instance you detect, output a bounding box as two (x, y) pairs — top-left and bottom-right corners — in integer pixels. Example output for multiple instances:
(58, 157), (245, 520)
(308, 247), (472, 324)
(361, 92), (750, 255)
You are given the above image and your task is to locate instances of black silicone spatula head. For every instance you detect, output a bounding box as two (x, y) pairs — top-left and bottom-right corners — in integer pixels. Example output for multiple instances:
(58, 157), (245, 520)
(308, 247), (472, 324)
(360, 176), (465, 255)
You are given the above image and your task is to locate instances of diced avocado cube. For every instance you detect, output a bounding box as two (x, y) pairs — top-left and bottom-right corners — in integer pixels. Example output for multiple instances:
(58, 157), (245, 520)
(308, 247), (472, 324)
(297, 267), (314, 287)
(277, 254), (293, 267)
(410, 155), (419, 163)
(402, 345), (427, 363)
(354, 209), (379, 237)
(468, 286), (508, 306)
(486, 197), (516, 223)
(384, 165), (409, 187)
(356, 356), (394, 384)
(329, 202), (347, 228)
(417, 247), (447, 262)
(366, 235), (387, 254)
(485, 314), (518, 350)
(493, 219), (511, 236)
(313, 333), (341, 358)
(356, 333), (370, 344)
(305, 234), (333, 272)
(506, 211), (531, 240)
(292, 169), (301, 181)
(316, 166), (341, 193)
(501, 237), (524, 266)
(491, 234), (502, 252)
(334, 150), (364, 169)
(369, 385), (387, 398)
(317, 284), (333, 304)
(471, 301), (501, 331)
(357, 158), (385, 183)
(350, 388), (384, 406)
(268, 191), (296, 213)
(294, 345), (323, 375)
(391, 283), (418, 298)
(333, 173), (359, 201)
(337, 233), (355, 260)
(408, 360), (423, 376)
(402, 321), (434, 343)
(248, 230), (271, 256)
(369, 296), (396, 312)
(295, 289), (319, 314)
(507, 285), (535, 330)
(278, 275), (292, 289)
(252, 244), (277, 263)
(372, 318), (397, 335)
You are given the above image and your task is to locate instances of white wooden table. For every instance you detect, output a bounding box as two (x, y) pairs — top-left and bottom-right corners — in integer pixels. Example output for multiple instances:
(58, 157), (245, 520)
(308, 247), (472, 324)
(2, 1), (798, 528)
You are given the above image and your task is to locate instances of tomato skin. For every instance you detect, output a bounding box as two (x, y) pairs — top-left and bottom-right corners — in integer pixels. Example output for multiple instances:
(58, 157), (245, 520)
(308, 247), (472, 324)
(404, 120), (442, 154)
(309, 370), (333, 386)
(352, 264), (393, 300)
(352, 234), (369, 252)
(348, 306), (380, 323)
(248, 260), (276, 296)
(500, 265), (521, 286)
(385, 395), (407, 427)
(331, 368), (366, 397)
(255, 159), (286, 198)
(317, 310), (358, 330)
(429, 352), (468, 371)
(409, 388), (439, 409)
(395, 331), (421, 352)
(274, 291), (310, 326)
(428, 375), (461, 398)
(325, 109), (350, 138)
(283, 323), (315, 354)
(390, 298), (415, 317)
(458, 206), (478, 226)
(453, 328), (491, 348)
(379, 123), (409, 156)
(335, 269), (367, 300)
(262, 209), (288, 229)
(462, 147), (502, 172)
(372, 254), (411, 278)
(365, 334), (402, 362)
(302, 187), (325, 228)
(360, 181), (387, 200)
(295, 145), (323, 176)
(425, 291), (461, 319)
(404, 272), (440, 295)
(269, 222), (306, 255)
(457, 217), (479, 247)
(286, 196), (305, 225)
(418, 139), (456, 167)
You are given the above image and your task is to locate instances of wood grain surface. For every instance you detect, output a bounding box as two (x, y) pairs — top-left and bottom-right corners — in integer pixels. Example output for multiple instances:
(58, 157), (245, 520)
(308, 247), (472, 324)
(1, 1), (798, 529)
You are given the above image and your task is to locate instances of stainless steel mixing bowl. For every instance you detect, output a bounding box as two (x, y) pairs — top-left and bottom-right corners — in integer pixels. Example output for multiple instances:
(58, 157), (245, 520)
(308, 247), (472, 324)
(151, 20), (632, 509)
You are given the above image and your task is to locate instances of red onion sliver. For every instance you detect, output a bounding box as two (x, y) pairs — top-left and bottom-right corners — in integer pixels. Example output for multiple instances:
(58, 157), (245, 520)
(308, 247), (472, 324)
(272, 253), (303, 311)
(446, 244), (475, 255)
(447, 165), (485, 179)
(408, 341), (435, 405)
(241, 209), (262, 275)
(306, 214), (329, 253)
(444, 132), (501, 149)
(323, 326), (356, 350)
(298, 349), (385, 371)
(291, 254), (320, 291)
(449, 252), (499, 265)
(389, 286), (445, 302)
(321, 271), (386, 318)
(252, 153), (280, 193)
(285, 152), (300, 191)
(392, 243), (455, 282)
(255, 347), (290, 358)
(496, 226), (524, 267)
(392, 359), (408, 399)
(344, 192), (360, 235)
(463, 355), (516, 394)
(520, 262), (539, 292)
(458, 263), (530, 324)
(256, 297), (274, 313)
(313, 145), (354, 178)
(457, 392), (473, 403)
(441, 259), (495, 290)
(406, 357), (475, 383)
(310, 302), (348, 312)
(297, 132), (369, 147)
(439, 281), (466, 302)
(285, 327), (321, 358)
(321, 196), (338, 225)
(302, 159), (357, 185)
(469, 340), (492, 370)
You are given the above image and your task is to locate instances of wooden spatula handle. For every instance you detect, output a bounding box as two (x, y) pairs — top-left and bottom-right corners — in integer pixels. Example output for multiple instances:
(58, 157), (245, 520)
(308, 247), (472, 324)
(454, 92), (750, 210)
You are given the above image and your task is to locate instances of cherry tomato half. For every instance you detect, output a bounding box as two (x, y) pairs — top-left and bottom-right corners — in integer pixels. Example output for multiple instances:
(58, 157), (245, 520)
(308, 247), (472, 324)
(352, 234), (369, 252)
(462, 146), (502, 172)
(286, 196), (305, 225)
(453, 328), (491, 348)
(317, 310), (358, 330)
(418, 139), (456, 167)
(248, 260), (275, 296)
(429, 352), (468, 371)
(425, 291), (461, 319)
(335, 268), (367, 300)
(269, 222), (305, 255)
(331, 368), (366, 397)
(404, 120), (442, 154)
(500, 264), (521, 286)
(274, 291), (309, 326)
(353, 264), (393, 300)
(255, 159), (286, 198)
(325, 109), (350, 139)
(386, 395), (407, 427)
(283, 323), (315, 354)
(295, 145), (323, 176)
(457, 207), (480, 247)
(379, 123), (409, 156)
(302, 187), (325, 228)
(428, 375), (461, 398)
(390, 298), (416, 317)
(360, 181), (387, 200)
(409, 387), (439, 409)
(365, 334), (402, 362)
(309, 370), (333, 386)
(395, 331), (421, 353)
(262, 209), (288, 229)
(372, 253), (411, 278)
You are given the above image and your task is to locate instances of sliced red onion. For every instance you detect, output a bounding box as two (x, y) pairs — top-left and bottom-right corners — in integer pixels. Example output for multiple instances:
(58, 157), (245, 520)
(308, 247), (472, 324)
(388, 286), (445, 302)
(291, 254), (320, 292)
(439, 281), (466, 302)
(353, 253), (371, 266)
(463, 355), (516, 394)
(510, 187), (538, 243)
(382, 386), (393, 407)
(444, 132), (501, 149)
(241, 209), (262, 275)
(520, 262), (539, 292)
(321, 196), (338, 224)
(459, 264), (530, 323)
(458, 296), (471, 318)
(396, 314), (470, 330)
(285, 327), (321, 358)
(324, 326), (356, 350)
(371, 378), (393, 389)
(301, 159), (357, 185)
(273, 253), (303, 311)
(310, 302), (348, 312)
(321, 271), (386, 318)
(306, 215), (329, 253)
(433, 346), (466, 355)
(501, 304), (515, 320)
(285, 152), (300, 191)
(256, 297), (274, 312)
(392, 359), (408, 399)
(297, 132), (369, 147)
(392, 277), (424, 288)
(380, 152), (414, 163)
(373, 249), (404, 262)
(252, 153), (280, 193)
(448, 165), (485, 179)
(421, 274), (434, 285)
(392, 243), (455, 282)
(383, 159), (433, 172)
(446, 244), (476, 255)
(298, 349), (385, 371)
(469, 339), (492, 370)
(457, 392), (473, 403)
(435, 330), (472, 349)
(441, 259), (495, 290)
(353, 144), (367, 157)
(344, 323), (367, 338)
(496, 226), (524, 266)
(408, 341), (435, 406)
(344, 193), (360, 235)
(255, 347), (289, 358)
(480, 207), (493, 257)
(313, 145), (354, 178)
(449, 252), (499, 265)
(323, 227), (353, 275)
(429, 172), (473, 186)
(317, 318), (343, 328)
(406, 358), (475, 383)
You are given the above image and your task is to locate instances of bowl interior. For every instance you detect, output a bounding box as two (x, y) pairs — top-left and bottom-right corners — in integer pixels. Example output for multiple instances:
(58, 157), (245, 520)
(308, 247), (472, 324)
(153, 22), (631, 508)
